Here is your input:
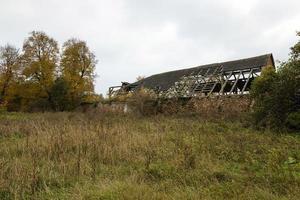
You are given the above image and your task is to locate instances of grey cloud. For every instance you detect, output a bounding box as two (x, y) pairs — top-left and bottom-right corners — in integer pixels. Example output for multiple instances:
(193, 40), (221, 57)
(0, 0), (299, 95)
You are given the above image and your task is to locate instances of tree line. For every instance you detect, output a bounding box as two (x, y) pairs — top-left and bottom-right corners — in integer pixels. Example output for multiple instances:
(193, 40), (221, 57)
(0, 31), (98, 112)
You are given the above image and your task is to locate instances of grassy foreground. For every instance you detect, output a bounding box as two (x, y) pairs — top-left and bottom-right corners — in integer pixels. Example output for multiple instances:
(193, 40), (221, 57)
(0, 112), (299, 200)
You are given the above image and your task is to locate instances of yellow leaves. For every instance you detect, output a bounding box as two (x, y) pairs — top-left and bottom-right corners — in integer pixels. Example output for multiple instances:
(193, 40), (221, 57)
(0, 44), (20, 103)
(21, 32), (59, 100)
(61, 38), (96, 102)
(1, 31), (98, 111)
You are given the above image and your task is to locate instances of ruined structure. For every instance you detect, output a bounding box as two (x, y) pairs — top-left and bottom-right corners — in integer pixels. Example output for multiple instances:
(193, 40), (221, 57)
(109, 54), (275, 98)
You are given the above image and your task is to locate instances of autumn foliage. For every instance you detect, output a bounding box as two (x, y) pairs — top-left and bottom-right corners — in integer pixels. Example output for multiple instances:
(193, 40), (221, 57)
(0, 31), (98, 111)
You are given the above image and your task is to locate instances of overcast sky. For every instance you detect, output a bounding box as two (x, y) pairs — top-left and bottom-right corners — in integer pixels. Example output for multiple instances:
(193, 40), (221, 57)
(0, 0), (299, 95)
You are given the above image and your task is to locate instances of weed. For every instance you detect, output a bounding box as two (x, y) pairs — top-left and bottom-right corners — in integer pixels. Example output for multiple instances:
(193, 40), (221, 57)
(0, 112), (299, 199)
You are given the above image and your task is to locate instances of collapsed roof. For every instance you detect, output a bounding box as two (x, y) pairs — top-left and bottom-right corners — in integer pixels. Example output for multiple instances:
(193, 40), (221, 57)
(131, 54), (274, 91)
(110, 54), (275, 97)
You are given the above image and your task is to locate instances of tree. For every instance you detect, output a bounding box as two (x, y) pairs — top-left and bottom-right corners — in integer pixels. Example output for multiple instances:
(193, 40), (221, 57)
(250, 66), (282, 128)
(60, 38), (97, 106)
(50, 78), (70, 111)
(21, 31), (59, 108)
(290, 31), (300, 60)
(0, 44), (20, 105)
(0, 32), (99, 111)
(251, 32), (300, 130)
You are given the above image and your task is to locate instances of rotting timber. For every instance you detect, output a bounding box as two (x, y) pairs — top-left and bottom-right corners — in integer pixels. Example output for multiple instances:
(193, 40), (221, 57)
(109, 54), (275, 98)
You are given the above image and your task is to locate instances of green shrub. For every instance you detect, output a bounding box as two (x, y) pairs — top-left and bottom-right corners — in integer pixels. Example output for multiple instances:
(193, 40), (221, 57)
(250, 66), (285, 129)
(286, 111), (300, 130)
(250, 32), (300, 130)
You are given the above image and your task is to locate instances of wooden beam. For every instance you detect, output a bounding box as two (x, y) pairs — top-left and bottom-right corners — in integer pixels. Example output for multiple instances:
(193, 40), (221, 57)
(229, 70), (242, 94)
(219, 71), (233, 95)
(203, 66), (222, 96)
(207, 66), (223, 96)
(241, 68), (254, 94)
(188, 68), (203, 97)
(190, 68), (211, 96)
(208, 81), (218, 96)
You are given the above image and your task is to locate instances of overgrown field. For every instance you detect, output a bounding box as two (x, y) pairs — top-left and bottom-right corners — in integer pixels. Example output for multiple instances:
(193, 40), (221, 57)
(0, 112), (299, 200)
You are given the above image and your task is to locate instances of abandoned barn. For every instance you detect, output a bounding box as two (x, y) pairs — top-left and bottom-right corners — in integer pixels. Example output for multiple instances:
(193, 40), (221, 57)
(109, 54), (275, 98)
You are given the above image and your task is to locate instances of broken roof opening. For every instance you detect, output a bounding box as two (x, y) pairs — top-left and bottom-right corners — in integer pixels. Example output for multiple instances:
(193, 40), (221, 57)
(109, 54), (275, 98)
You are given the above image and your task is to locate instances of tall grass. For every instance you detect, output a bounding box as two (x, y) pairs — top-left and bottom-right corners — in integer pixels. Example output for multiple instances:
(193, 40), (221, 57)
(0, 112), (299, 199)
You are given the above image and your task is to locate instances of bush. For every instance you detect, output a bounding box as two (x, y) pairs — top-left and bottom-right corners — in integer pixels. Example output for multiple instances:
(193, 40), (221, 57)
(50, 78), (70, 111)
(286, 112), (300, 130)
(128, 88), (158, 115)
(250, 32), (300, 130)
(250, 66), (282, 128)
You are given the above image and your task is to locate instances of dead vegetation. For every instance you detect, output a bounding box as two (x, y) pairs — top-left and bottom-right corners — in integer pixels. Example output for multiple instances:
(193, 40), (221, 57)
(0, 112), (299, 199)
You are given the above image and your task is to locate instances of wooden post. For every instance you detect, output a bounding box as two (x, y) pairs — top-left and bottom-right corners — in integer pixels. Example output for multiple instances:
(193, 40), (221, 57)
(229, 70), (242, 94)
(219, 71), (233, 95)
(241, 68), (253, 94)
(202, 65), (222, 95)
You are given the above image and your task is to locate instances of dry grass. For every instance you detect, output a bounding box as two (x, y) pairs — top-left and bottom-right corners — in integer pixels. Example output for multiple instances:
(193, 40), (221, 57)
(0, 112), (299, 199)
